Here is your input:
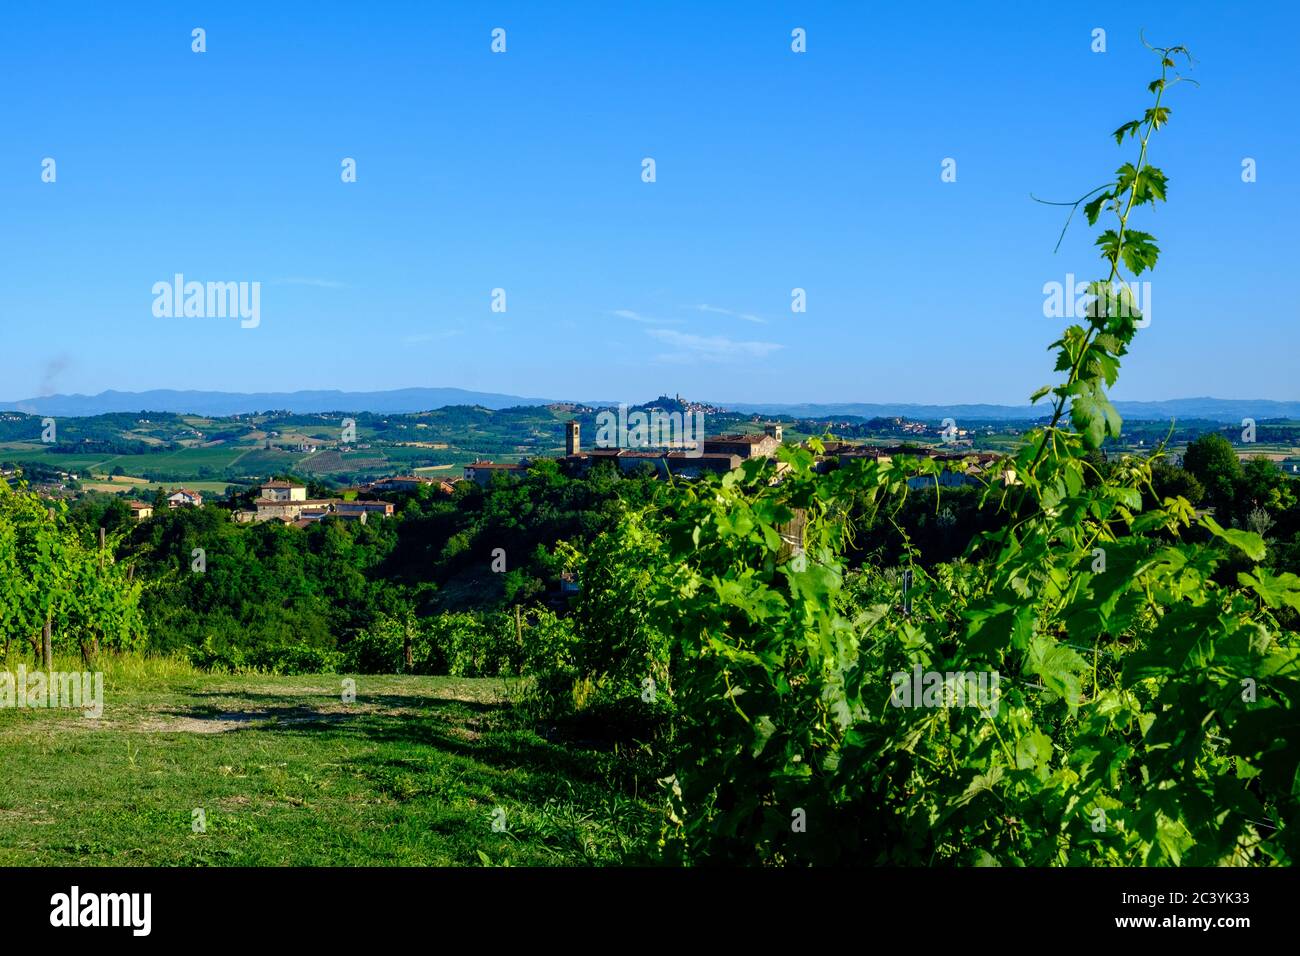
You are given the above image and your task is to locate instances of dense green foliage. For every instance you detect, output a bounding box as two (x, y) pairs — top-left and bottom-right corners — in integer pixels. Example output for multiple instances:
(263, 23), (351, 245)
(9, 462), (658, 675)
(0, 480), (143, 661)
(347, 607), (573, 678)
(607, 45), (1300, 865)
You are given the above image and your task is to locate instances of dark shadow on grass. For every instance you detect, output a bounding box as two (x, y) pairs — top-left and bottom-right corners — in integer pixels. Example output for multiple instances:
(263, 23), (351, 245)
(185, 689), (508, 715)
(157, 690), (623, 795)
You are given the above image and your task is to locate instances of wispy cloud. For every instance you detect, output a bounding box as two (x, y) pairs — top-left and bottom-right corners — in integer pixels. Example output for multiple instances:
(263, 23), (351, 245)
(273, 277), (348, 289)
(646, 328), (783, 363)
(694, 303), (766, 324)
(611, 309), (683, 325)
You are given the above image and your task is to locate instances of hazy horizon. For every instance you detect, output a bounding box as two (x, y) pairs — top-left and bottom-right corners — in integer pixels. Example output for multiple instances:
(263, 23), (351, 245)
(4, 385), (1300, 425)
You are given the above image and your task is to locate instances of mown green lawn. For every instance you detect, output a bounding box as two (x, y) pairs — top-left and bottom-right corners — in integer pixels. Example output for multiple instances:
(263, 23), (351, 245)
(0, 665), (655, 866)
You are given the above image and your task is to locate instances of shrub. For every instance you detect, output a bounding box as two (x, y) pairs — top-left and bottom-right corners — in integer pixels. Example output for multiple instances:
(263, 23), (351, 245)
(343, 607), (572, 677)
(252, 644), (344, 675)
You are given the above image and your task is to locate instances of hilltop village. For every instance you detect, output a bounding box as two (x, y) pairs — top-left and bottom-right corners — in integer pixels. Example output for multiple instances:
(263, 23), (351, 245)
(466, 421), (1001, 487)
(94, 419), (999, 527)
(5, 397), (1296, 522)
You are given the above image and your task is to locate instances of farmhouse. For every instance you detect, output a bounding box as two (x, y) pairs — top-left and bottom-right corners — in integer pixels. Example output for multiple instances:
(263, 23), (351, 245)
(462, 420), (785, 484)
(127, 501), (154, 521)
(366, 475), (431, 494)
(561, 420), (778, 478)
(574, 448), (742, 479)
(811, 442), (1002, 488)
(260, 480), (307, 502)
(464, 461), (529, 485)
(700, 424), (784, 460)
(293, 508), (373, 527)
(252, 497), (335, 522)
(167, 489), (203, 509)
(247, 493), (395, 524)
(336, 500), (395, 518)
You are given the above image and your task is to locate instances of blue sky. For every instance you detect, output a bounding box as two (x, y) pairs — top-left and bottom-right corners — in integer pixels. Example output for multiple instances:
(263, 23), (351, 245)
(2, 1), (1295, 406)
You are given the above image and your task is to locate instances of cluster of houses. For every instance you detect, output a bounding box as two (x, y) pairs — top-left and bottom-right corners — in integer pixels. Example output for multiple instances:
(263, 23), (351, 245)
(459, 422), (1004, 490)
(459, 420), (1007, 488)
(232, 480), (396, 527)
(120, 481), (398, 527)
(234, 475), (473, 526)
(120, 474), (466, 526)
(126, 488), (202, 521)
(463, 422), (788, 484)
(814, 441), (1001, 488)
(114, 423), (1004, 527)
(362, 475), (460, 495)
(463, 421), (998, 486)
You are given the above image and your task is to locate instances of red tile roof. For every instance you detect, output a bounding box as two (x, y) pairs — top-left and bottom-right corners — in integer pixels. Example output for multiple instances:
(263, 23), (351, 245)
(706, 434), (775, 444)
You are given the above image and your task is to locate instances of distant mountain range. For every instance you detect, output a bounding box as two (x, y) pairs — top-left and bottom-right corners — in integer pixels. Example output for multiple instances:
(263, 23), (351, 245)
(2, 389), (1298, 424)
(723, 398), (1300, 423)
(0, 388), (556, 417)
